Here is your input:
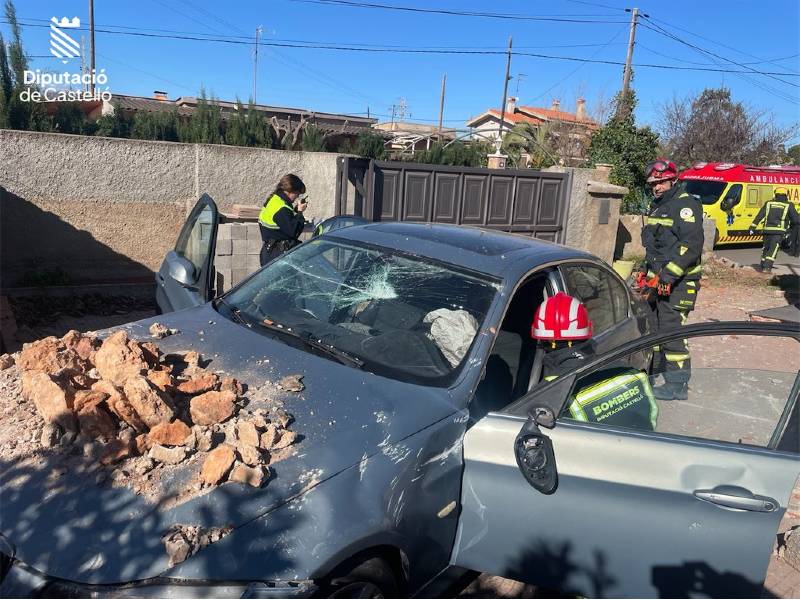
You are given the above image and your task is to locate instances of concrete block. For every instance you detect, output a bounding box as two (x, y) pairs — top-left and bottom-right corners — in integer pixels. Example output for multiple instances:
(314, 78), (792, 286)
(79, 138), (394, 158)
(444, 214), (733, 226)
(232, 269), (249, 286)
(217, 224), (232, 241)
(232, 239), (247, 255)
(216, 238), (232, 256)
(230, 223), (247, 240)
(245, 222), (260, 239)
(246, 255), (261, 271)
(246, 238), (262, 255)
(215, 255), (232, 271)
(232, 253), (247, 269)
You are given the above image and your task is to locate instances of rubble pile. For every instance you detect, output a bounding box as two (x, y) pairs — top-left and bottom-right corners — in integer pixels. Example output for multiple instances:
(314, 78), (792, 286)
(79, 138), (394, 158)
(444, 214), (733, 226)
(0, 327), (300, 498)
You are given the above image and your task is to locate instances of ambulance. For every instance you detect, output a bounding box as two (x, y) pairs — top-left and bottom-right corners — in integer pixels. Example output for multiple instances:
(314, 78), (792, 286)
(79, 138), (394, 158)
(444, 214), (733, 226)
(674, 162), (800, 246)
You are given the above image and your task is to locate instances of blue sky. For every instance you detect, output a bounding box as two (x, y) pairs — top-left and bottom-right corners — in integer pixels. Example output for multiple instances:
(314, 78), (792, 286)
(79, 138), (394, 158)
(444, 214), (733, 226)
(5, 0), (799, 142)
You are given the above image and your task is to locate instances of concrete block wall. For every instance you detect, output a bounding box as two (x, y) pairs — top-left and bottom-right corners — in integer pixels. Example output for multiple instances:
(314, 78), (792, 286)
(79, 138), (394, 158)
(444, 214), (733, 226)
(0, 129), (342, 286)
(215, 221), (262, 292)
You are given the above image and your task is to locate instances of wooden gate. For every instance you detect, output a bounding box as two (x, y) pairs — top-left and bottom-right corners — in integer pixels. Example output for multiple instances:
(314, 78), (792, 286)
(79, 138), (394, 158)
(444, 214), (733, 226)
(335, 157), (572, 243)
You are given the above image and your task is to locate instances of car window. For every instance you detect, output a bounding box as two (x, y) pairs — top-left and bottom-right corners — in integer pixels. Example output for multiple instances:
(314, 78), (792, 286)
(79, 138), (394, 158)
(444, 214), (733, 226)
(559, 333), (799, 452)
(561, 265), (628, 334)
(176, 205), (214, 278)
(221, 238), (499, 385)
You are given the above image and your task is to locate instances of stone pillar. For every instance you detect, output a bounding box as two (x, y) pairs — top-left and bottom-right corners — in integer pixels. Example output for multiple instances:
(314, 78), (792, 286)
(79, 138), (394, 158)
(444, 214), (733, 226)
(487, 152), (508, 169)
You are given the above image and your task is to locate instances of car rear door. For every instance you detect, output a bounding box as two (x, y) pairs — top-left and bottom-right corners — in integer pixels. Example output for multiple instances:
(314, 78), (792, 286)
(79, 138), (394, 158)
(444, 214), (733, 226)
(452, 322), (799, 598)
(155, 194), (219, 314)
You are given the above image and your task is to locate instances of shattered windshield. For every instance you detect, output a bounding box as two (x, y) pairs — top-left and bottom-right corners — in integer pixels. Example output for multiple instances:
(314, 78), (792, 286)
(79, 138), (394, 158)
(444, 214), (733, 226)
(219, 238), (499, 384)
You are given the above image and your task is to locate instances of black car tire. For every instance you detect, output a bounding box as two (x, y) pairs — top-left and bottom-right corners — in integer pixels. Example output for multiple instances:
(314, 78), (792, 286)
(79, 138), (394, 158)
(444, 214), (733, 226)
(319, 556), (399, 599)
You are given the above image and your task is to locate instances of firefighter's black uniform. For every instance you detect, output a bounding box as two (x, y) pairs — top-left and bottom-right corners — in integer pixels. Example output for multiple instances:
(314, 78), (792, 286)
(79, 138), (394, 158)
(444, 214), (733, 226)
(641, 186), (704, 397)
(540, 340), (658, 431)
(750, 193), (800, 273)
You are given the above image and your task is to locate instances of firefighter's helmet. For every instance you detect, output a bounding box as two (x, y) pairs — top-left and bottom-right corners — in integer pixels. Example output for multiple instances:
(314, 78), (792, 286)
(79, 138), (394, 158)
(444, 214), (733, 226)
(645, 159), (679, 184)
(531, 292), (593, 341)
(775, 186), (789, 199)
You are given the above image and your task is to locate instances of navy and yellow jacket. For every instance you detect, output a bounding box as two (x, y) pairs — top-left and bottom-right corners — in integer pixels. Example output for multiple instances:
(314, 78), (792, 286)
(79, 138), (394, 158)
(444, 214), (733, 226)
(751, 198), (800, 234)
(641, 187), (704, 285)
(258, 191), (306, 241)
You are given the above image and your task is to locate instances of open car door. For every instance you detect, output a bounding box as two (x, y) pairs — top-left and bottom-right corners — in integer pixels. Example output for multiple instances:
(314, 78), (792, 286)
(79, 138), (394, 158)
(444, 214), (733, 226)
(155, 194), (218, 314)
(452, 322), (799, 598)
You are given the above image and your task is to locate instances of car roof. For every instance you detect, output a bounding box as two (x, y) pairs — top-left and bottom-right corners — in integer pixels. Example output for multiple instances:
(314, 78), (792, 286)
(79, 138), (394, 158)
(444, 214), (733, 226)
(328, 221), (596, 278)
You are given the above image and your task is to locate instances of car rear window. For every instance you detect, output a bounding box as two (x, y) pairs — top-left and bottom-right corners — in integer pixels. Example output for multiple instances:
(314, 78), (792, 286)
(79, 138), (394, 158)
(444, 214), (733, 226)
(221, 238), (499, 385)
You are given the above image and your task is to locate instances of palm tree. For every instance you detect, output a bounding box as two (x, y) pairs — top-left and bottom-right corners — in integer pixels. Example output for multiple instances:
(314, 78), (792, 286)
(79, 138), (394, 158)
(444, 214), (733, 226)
(502, 122), (558, 169)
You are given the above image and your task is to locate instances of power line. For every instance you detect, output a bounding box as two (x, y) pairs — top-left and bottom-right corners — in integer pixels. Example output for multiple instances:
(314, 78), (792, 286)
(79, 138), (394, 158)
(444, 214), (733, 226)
(285, 0), (630, 23)
(645, 14), (800, 73)
(639, 18), (798, 88)
(637, 43), (799, 76)
(9, 19), (798, 78)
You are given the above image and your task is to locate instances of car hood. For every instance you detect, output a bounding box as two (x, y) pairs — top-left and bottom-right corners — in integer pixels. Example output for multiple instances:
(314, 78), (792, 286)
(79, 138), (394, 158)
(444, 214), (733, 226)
(0, 304), (459, 584)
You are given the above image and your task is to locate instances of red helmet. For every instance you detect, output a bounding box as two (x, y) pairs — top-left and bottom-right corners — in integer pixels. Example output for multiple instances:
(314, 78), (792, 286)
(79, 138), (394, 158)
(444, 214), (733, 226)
(531, 292), (593, 341)
(645, 159), (678, 183)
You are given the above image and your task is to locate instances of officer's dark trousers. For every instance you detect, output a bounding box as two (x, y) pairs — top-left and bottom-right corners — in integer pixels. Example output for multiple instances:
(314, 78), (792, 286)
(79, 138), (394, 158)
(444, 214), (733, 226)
(761, 233), (783, 269)
(651, 278), (699, 386)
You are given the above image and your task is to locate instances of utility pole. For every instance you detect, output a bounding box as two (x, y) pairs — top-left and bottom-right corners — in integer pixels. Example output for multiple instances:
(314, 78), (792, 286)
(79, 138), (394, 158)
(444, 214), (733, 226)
(80, 36), (87, 93)
(88, 0), (95, 94)
(253, 25), (263, 104)
(621, 8), (639, 108)
(497, 36), (513, 152)
(437, 73), (447, 134)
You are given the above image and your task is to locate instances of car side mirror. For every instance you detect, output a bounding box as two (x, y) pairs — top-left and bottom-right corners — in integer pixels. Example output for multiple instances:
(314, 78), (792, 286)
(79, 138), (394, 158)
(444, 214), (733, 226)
(166, 251), (197, 288)
(514, 410), (558, 495)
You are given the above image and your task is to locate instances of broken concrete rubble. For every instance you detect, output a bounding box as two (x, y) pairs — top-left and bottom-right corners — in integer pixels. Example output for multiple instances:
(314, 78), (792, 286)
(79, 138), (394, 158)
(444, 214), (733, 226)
(229, 463), (268, 488)
(0, 354), (15, 370)
(278, 374), (304, 392)
(148, 420), (191, 446)
(190, 390), (236, 426)
(149, 322), (180, 339)
(201, 444), (236, 485)
(162, 524), (233, 567)
(2, 326), (299, 506)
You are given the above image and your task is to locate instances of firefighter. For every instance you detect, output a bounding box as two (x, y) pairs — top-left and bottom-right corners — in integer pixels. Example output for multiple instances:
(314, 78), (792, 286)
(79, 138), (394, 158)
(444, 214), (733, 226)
(531, 292), (658, 431)
(637, 159), (704, 401)
(259, 173), (308, 266)
(749, 187), (800, 274)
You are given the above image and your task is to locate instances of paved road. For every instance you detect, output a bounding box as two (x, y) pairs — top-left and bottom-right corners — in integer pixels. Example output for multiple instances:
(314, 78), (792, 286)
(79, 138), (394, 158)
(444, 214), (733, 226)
(714, 242), (800, 275)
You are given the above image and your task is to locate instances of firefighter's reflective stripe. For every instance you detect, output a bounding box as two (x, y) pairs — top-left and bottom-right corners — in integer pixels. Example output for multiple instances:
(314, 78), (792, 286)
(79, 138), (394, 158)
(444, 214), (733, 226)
(679, 245), (689, 256)
(665, 262), (684, 276)
(687, 264), (703, 276)
(259, 194), (296, 229)
(567, 371), (658, 429)
(544, 375), (558, 382)
(665, 351), (690, 363)
(646, 217), (674, 226)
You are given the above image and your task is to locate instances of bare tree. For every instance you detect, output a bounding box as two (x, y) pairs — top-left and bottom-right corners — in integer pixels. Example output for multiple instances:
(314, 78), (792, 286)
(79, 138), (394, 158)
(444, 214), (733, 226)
(658, 87), (796, 167)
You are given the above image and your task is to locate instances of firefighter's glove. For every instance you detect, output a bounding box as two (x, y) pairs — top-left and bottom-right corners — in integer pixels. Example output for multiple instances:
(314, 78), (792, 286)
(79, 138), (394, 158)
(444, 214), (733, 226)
(657, 281), (672, 296)
(634, 271), (647, 289)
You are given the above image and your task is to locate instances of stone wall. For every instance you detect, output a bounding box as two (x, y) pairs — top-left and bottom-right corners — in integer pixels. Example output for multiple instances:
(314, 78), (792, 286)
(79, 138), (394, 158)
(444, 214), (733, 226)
(0, 129), (340, 287)
(546, 165), (628, 265)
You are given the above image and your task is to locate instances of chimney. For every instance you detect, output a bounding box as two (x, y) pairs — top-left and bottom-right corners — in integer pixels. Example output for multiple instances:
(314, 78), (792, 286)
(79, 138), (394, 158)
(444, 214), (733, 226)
(551, 98), (560, 112)
(153, 90), (168, 101)
(576, 97), (586, 121)
(506, 96), (517, 114)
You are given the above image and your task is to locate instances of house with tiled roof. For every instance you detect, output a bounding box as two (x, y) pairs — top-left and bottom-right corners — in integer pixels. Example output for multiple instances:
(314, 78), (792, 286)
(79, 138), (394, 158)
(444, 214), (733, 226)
(466, 97), (598, 165)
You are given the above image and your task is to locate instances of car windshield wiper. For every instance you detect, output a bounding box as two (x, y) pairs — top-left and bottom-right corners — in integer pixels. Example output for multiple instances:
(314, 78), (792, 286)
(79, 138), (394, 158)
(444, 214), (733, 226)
(258, 318), (365, 369)
(216, 297), (251, 327)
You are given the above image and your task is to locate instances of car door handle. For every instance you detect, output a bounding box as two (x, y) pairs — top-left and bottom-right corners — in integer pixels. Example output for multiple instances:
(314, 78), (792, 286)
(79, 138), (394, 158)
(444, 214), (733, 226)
(694, 488), (779, 512)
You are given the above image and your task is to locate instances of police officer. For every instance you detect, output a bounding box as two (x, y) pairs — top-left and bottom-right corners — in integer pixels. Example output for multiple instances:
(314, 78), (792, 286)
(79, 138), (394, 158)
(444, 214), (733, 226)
(749, 186), (800, 274)
(530, 292), (658, 431)
(638, 159), (704, 401)
(259, 174), (308, 266)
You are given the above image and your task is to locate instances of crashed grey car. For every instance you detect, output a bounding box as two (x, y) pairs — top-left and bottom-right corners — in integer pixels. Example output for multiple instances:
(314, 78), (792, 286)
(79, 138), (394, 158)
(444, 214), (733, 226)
(1, 217), (798, 598)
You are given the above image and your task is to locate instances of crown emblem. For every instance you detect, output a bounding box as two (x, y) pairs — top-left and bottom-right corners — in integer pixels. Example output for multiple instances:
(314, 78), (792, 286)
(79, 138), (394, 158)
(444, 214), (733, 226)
(51, 16), (81, 28)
